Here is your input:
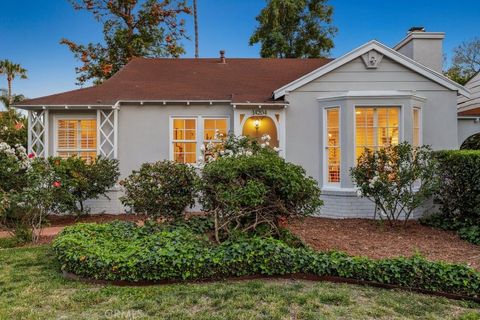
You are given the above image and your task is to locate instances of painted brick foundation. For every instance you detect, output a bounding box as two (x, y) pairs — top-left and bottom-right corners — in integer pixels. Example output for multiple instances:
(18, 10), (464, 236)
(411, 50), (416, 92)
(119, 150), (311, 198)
(83, 187), (435, 219)
(319, 189), (435, 219)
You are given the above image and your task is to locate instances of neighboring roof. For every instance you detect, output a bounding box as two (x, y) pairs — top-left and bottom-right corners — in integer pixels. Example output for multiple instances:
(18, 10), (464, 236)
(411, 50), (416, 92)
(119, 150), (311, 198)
(273, 40), (470, 99)
(458, 72), (480, 116)
(15, 58), (332, 107)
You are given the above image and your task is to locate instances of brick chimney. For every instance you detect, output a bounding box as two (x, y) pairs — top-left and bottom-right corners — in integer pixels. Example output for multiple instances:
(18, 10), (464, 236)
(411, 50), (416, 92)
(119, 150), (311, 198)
(393, 27), (445, 73)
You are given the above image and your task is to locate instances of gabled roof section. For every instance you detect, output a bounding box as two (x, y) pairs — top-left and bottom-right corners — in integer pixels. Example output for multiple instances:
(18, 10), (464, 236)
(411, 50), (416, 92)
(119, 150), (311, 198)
(15, 57), (332, 107)
(273, 40), (470, 99)
(458, 71), (480, 115)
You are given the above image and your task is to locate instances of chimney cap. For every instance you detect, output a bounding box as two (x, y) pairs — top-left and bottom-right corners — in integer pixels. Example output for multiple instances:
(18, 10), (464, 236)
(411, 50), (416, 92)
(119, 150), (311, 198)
(219, 50), (226, 63)
(408, 26), (425, 33)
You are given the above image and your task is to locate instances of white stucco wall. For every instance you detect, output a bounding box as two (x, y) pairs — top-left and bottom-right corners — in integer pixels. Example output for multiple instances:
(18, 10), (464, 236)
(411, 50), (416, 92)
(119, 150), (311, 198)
(45, 56), (460, 218)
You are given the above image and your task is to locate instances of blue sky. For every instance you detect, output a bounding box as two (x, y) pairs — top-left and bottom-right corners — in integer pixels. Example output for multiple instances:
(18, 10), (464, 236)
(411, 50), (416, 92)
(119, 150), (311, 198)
(0, 0), (479, 101)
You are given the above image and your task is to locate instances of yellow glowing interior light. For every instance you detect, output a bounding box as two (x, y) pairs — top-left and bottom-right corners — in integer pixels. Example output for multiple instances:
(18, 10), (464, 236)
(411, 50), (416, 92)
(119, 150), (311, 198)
(254, 119), (260, 129)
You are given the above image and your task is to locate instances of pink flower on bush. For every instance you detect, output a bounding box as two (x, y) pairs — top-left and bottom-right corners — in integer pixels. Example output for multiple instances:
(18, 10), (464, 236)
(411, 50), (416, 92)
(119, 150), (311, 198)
(28, 153), (35, 159)
(53, 181), (61, 188)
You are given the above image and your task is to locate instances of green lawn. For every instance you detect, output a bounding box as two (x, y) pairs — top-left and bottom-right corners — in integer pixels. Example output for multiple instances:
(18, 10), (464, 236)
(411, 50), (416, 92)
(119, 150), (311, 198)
(0, 246), (479, 320)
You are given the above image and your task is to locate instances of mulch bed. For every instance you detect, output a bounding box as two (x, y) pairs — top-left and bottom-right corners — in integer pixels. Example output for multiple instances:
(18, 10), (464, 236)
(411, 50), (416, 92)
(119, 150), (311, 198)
(288, 217), (480, 270)
(5, 214), (480, 271)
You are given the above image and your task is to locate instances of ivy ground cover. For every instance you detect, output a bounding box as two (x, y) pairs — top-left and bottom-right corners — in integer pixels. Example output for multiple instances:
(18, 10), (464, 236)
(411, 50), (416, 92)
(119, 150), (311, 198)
(1, 245), (480, 320)
(52, 221), (480, 299)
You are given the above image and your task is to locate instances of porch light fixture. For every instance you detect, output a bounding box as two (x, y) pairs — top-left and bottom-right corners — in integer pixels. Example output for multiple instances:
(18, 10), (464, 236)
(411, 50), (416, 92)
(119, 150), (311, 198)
(254, 119), (260, 130)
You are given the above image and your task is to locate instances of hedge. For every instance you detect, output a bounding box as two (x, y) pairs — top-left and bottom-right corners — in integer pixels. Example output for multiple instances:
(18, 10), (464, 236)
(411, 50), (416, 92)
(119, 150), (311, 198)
(435, 150), (480, 224)
(52, 222), (480, 298)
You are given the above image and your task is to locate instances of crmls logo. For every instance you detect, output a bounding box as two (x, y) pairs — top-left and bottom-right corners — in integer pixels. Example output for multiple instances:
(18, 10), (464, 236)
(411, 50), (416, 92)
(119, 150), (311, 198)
(252, 109), (267, 116)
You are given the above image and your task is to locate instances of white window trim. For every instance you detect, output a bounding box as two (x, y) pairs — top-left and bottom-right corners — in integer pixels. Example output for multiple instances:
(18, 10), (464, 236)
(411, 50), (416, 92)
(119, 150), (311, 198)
(53, 114), (98, 158)
(169, 116), (230, 164)
(323, 106), (341, 187)
(413, 107), (422, 147)
(353, 104), (404, 165)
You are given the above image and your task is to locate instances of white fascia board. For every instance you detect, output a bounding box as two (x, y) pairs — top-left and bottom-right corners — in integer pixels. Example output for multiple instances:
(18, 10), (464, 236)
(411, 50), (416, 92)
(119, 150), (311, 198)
(273, 40), (470, 99)
(15, 99), (233, 110)
(14, 104), (112, 110)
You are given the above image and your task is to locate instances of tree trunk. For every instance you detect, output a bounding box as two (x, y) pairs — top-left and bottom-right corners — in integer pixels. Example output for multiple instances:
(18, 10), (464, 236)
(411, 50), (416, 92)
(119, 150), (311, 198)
(193, 0), (199, 58)
(7, 76), (12, 108)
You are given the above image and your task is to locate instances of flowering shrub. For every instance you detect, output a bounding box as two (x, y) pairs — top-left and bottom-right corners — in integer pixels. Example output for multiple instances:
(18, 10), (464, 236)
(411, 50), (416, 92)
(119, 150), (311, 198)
(350, 142), (438, 226)
(199, 150), (322, 242)
(0, 142), (32, 192)
(49, 156), (120, 214)
(9, 159), (61, 242)
(120, 161), (197, 219)
(200, 132), (279, 164)
(0, 109), (27, 147)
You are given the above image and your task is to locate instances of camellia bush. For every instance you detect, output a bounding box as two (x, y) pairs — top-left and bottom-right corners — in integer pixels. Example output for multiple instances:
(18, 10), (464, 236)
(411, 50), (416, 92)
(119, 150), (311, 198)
(52, 222), (480, 298)
(49, 156), (120, 215)
(199, 141), (322, 242)
(0, 109), (27, 148)
(200, 132), (280, 163)
(120, 160), (197, 219)
(350, 142), (438, 226)
(0, 143), (64, 242)
(0, 142), (32, 192)
(9, 159), (63, 242)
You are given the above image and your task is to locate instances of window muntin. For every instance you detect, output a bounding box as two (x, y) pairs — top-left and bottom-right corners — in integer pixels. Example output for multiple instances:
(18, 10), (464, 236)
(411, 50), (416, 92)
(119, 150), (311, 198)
(171, 117), (228, 164)
(204, 118), (227, 141)
(413, 108), (421, 147)
(172, 118), (197, 164)
(57, 119), (97, 163)
(355, 107), (400, 160)
(325, 108), (340, 184)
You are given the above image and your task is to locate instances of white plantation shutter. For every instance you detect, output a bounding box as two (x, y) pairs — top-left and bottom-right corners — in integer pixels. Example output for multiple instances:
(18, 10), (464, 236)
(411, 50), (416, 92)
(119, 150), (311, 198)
(57, 119), (97, 163)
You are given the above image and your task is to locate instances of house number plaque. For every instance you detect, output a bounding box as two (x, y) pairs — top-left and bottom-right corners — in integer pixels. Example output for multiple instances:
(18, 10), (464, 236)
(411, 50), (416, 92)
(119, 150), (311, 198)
(252, 109), (267, 115)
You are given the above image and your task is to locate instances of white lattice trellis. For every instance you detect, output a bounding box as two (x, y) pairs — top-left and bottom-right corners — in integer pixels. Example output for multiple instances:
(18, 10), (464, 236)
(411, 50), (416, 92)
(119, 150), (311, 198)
(28, 109), (49, 157)
(97, 109), (118, 159)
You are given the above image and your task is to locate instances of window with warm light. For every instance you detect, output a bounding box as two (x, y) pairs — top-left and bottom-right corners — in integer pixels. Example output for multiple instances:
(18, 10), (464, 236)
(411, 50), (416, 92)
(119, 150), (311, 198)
(325, 108), (340, 184)
(171, 117), (228, 164)
(57, 119), (97, 163)
(355, 107), (400, 160)
(204, 118), (228, 142)
(172, 118), (197, 164)
(413, 108), (421, 147)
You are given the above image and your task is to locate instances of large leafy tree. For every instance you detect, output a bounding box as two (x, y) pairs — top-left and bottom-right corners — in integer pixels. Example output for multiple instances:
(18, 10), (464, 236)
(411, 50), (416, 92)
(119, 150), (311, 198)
(61, 0), (191, 85)
(0, 60), (27, 107)
(249, 0), (337, 58)
(445, 38), (480, 85)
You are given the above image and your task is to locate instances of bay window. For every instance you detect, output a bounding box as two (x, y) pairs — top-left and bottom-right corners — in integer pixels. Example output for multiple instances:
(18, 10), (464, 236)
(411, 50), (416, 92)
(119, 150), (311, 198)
(325, 107), (340, 184)
(412, 108), (421, 147)
(171, 116), (228, 164)
(355, 107), (400, 160)
(56, 119), (97, 163)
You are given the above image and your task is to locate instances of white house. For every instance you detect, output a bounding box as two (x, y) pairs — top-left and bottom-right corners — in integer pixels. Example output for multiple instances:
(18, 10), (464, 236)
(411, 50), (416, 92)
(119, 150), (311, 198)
(15, 29), (469, 218)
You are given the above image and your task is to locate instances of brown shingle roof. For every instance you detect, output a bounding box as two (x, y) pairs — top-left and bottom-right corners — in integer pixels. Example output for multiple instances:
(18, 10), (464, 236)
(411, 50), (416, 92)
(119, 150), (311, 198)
(17, 57), (332, 106)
